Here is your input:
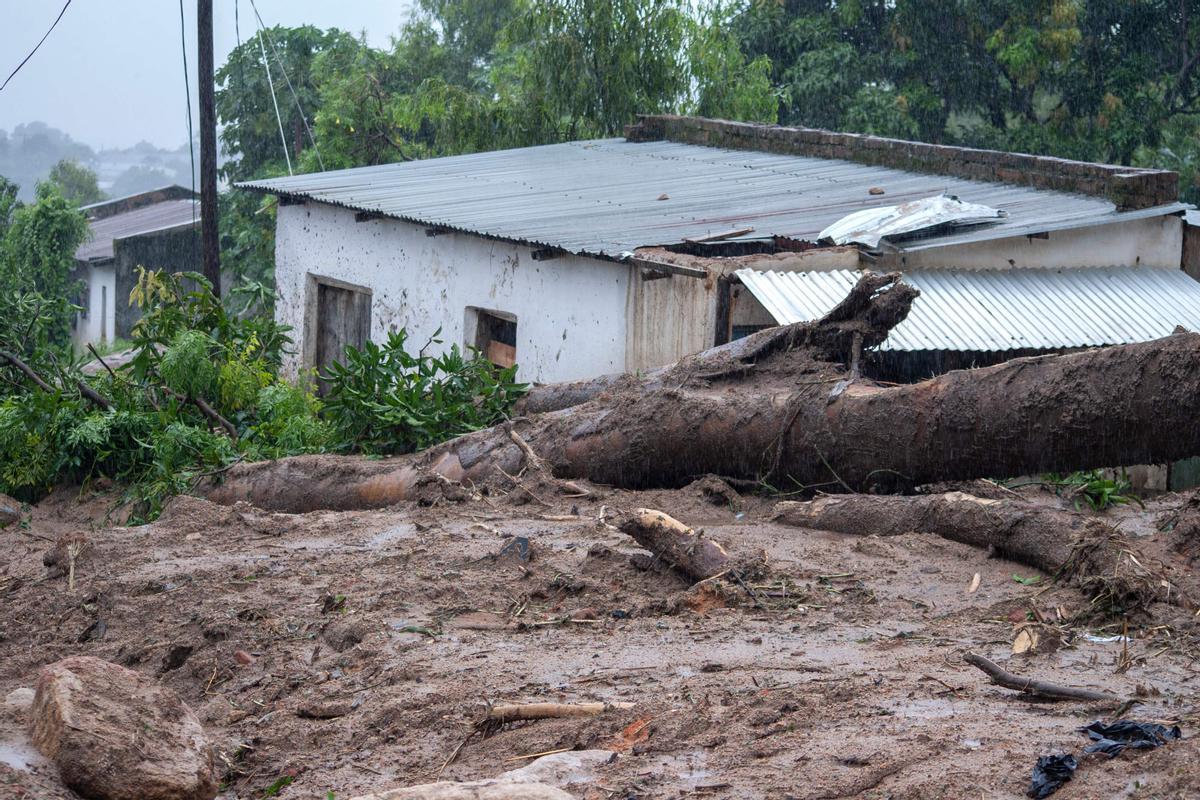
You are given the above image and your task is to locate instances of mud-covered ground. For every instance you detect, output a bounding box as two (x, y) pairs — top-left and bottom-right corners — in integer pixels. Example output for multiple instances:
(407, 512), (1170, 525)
(2, 478), (1198, 799)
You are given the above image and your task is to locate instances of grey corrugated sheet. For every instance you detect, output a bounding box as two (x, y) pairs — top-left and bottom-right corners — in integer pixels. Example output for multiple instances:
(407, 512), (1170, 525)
(239, 139), (1185, 259)
(76, 199), (199, 262)
(736, 267), (1200, 352)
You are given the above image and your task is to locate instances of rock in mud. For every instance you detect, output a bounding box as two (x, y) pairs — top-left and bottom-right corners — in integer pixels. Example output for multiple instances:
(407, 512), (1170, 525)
(0, 492), (20, 527)
(3, 687), (35, 714)
(501, 750), (616, 786)
(28, 656), (217, 800)
(348, 779), (573, 800)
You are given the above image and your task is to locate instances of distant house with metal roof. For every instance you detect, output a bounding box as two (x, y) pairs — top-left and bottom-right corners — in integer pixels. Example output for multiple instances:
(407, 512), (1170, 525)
(72, 186), (200, 350)
(240, 115), (1198, 385)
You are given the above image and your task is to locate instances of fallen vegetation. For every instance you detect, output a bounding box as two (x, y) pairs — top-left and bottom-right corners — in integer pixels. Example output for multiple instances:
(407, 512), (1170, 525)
(0, 269), (525, 522)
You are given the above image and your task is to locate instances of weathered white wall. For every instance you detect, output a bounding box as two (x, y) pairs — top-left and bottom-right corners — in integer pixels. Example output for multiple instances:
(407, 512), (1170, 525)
(274, 202), (631, 383)
(72, 263), (115, 351)
(890, 215), (1182, 270)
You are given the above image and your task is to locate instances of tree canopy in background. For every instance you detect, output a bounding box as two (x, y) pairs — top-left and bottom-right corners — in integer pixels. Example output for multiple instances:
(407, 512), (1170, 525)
(47, 159), (105, 206)
(734, 0), (1200, 201)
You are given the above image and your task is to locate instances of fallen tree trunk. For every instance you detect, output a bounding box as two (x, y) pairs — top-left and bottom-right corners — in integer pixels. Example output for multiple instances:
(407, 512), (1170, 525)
(774, 492), (1187, 609)
(206, 272), (1200, 513)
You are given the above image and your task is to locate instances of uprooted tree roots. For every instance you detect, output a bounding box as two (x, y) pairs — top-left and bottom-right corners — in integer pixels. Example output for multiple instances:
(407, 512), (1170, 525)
(773, 492), (1189, 613)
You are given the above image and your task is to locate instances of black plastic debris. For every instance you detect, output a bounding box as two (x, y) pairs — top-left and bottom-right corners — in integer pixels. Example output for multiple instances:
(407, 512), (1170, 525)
(1028, 753), (1077, 799)
(1081, 720), (1181, 758)
(498, 535), (531, 563)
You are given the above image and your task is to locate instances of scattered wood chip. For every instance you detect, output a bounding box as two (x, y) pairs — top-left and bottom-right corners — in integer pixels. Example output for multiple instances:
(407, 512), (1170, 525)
(968, 573), (981, 593)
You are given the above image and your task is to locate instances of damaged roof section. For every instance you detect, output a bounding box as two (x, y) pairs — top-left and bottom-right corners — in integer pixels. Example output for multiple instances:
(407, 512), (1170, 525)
(736, 267), (1200, 352)
(818, 195), (1006, 248)
(240, 128), (1185, 261)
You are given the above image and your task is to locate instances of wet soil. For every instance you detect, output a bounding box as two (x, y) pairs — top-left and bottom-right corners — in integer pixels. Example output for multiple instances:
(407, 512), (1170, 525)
(1, 482), (1198, 799)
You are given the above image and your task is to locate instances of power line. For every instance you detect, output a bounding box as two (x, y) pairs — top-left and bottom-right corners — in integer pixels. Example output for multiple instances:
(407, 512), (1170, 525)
(255, 27), (293, 175)
(0, 0), (72, 93)
(248, 0), (324, 171)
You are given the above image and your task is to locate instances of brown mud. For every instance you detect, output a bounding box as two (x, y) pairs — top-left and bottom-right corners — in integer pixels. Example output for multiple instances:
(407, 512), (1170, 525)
(2, 480), (1198, 799)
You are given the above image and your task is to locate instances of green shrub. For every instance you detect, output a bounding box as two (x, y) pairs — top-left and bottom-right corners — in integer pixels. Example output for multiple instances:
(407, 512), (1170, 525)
(321, 329), (528, 455)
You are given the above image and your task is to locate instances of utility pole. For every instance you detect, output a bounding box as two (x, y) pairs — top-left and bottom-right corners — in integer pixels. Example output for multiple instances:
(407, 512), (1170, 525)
(198, 0), (221, 296)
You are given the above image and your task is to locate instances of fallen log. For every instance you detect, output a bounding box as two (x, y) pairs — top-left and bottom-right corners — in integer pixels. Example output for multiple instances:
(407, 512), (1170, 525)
(617, 508), (729, 581)
(205, 272), (1200, 514)
(964, 652), (1120, 704)
(773, 492), (1182, 609)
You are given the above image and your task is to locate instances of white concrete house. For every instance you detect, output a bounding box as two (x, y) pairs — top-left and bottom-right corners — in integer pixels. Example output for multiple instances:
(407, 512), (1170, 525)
(242, 115), (1200, 385)
(72, 187), (200, 351)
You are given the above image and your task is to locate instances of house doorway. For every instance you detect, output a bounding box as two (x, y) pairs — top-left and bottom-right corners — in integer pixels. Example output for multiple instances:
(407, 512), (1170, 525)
(311, 278), (371, 393)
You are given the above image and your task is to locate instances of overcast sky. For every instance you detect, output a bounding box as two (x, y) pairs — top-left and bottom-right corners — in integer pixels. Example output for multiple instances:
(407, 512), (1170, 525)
(0, 0), (413, 149)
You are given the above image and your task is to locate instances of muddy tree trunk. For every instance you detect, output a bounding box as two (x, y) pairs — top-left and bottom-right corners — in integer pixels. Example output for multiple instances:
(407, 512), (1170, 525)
(206, 272), (1200, 513)
(773, 492), (1189, 609)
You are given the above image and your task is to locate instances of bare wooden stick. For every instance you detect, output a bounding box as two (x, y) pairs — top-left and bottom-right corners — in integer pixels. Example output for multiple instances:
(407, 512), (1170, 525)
(0, 349), (54, 393)
(618, 508), (729, 581)
(86, 343), (119, 381)
(486, 701), (635, 724)
(964, 652), (1120, 703)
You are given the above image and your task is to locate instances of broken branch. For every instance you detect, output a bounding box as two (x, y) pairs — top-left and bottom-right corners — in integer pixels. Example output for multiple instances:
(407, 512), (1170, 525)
(1, 349), (112, 410)
(773, 492), (1180, 609)
(964, 652), (1120, 704)
(162, 387), (237, 441)
(618, 508), (730, 581)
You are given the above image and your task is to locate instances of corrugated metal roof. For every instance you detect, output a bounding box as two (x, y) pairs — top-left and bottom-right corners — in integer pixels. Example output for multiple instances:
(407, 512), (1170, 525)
(239, 139), (1186, 259)
(736, 267), (1200, 352)
(75, 199), (199, 262)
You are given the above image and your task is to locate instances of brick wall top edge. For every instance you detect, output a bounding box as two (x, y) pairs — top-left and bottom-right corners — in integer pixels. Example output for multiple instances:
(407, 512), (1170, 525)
(627, 115), (1178, 209)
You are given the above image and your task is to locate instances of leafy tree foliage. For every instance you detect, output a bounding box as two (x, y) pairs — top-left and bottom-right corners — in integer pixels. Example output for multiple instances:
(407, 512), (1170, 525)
(733, 0), (1200, 201)
(47, 159), (105, 206)
(215, 25), (361, 181)
(0, 182), (89, 354)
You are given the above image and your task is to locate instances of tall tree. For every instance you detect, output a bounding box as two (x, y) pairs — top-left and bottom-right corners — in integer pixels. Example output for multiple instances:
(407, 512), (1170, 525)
(0, 183), (89, 352)
(215, 25), (361, 181)
(47, 159), (104, 206)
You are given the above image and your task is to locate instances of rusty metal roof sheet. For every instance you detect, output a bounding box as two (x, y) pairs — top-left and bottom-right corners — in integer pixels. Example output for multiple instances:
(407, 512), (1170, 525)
(75, 199), (199, 262)
(238, 139), (1185, 259)
(736, 266), (1200, 352)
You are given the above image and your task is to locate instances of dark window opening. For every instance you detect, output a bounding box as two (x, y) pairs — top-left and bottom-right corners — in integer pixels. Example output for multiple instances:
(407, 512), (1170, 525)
(472, 309), (517, 368)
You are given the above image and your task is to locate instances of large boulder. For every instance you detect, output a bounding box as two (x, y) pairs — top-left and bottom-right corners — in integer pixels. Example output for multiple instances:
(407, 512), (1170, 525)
(28, 656), (217, 800)
(348, 778), (573, 800)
